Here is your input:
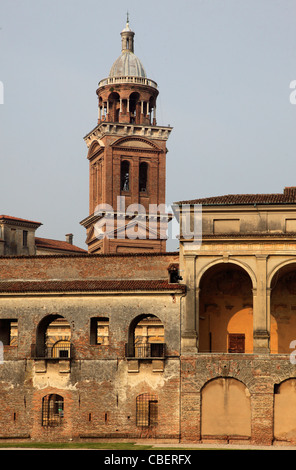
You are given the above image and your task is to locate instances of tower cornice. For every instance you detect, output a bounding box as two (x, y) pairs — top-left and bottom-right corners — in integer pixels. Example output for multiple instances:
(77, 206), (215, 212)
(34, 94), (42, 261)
(84, 122), (172, 148)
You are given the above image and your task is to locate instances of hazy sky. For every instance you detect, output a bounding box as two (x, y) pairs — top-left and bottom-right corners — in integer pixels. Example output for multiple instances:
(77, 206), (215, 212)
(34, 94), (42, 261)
(1, 0), (296, 250)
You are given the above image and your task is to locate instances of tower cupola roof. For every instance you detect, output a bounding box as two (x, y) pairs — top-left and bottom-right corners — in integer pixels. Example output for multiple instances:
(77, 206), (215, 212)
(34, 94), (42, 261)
(108, 19), (147, 78)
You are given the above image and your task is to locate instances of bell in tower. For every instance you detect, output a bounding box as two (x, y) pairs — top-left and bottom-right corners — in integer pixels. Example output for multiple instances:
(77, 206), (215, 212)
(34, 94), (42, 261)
(80, 18), (172, 254)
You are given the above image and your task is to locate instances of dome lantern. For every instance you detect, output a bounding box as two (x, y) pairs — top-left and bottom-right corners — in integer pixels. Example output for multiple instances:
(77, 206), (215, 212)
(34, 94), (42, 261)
(120, 17), (135, 53)
(108, 18), (147, 79)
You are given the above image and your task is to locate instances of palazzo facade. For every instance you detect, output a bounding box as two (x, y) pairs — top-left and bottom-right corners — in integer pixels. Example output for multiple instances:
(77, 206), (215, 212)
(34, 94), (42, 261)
(1, 20), (296, 446)
(177, 187), (296, 444)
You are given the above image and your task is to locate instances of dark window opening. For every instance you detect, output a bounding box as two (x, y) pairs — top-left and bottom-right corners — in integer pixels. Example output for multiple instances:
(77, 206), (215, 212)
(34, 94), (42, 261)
(129, 92), (140, 124)
(59, 350), (68, 358)
(23, 230), (28, 247)
(108, 92), (120, 122)
(42, 394), (64, 427)
(90, 317), (109, 345)
(168, 263), (182, 283)
(139, 162), (148, 193)
(136, 393), (158, 427)
(121, 161), (130, 192)
(0, 319), (18, 346)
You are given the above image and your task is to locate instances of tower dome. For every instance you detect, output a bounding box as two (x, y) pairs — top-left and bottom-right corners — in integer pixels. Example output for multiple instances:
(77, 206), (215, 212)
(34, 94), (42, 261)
(108, 19), (147, 78)
(96, 18), (159, 126)
(109, 51), (147, 78)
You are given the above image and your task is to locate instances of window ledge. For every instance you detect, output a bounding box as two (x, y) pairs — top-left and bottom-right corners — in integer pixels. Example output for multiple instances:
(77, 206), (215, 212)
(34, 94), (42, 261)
(127, 358), (164, 373)
(34, 358), (71, 374)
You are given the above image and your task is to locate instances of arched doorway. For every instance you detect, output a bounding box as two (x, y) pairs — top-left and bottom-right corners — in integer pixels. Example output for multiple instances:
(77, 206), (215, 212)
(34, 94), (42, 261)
(201, 377), (251, 439)
(274, 379), (296, 442)
(199, 263), (253, 353)
(270, 263), (296, 354)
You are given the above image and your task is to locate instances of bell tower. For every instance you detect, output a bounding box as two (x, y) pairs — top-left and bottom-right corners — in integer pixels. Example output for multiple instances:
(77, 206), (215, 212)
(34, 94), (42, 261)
(80, 19), (172, 254)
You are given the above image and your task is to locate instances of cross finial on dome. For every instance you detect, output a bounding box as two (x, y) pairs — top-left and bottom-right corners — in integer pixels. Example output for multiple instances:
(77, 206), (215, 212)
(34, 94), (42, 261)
(121, 13), (134, 51)
(122, 11), (132, 32)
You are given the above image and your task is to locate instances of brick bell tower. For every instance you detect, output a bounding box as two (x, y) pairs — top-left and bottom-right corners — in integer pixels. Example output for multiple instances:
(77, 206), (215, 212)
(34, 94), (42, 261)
(80, 18), (172, 254)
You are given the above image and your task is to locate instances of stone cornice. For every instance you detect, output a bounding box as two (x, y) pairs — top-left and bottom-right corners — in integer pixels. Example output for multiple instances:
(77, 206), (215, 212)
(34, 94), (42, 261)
(84, 122), (172, 148)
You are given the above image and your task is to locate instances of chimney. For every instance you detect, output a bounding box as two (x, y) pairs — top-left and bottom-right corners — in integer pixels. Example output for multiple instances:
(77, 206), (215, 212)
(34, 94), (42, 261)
(284, 187), (296, 197)
(65, 233), (73, 245)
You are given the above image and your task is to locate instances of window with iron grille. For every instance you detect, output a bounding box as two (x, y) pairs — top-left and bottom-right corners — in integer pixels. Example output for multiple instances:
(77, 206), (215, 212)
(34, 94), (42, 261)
(136, 393), (158, 427)
(51, 340), (71, 358)
(128, 315), (165, 358)
(42, 394), (64, 427)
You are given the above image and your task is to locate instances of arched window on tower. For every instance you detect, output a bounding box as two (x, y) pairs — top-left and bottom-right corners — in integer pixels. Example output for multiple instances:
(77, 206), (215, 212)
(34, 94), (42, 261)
(121, 160), (130, 192)
(149, 96), (156, 125)
(129, 92), (140, 124)
(139, 162), (148, 193)
(108, 92), (120, 122)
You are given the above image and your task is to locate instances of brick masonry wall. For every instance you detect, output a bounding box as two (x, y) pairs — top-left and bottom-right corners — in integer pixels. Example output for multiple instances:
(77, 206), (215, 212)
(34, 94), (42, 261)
(0, 285), (182, 442)
(0, 253), (179, 282)
(1, 352), (296, 444)
(0, 358), (181, 442)
(180, 354), (296, 445)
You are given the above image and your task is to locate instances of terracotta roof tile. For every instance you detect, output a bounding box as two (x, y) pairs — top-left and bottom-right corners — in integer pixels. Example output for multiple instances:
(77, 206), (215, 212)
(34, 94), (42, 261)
(176, 187), (296, 206)
(0, 279), (186, 293)
(0, 215), (42, 226)
(0, 251), (179, 260)
(35, 237), (87, 253)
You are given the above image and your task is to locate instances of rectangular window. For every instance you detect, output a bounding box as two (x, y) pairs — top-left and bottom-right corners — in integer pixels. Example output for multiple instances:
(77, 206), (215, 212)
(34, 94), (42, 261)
(90, 317), (109, 345)
(0, 319), (18, 346)
(228, 333), (245, 353)
(136, 394), (158, 427)
(23, 230), (28, 247)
